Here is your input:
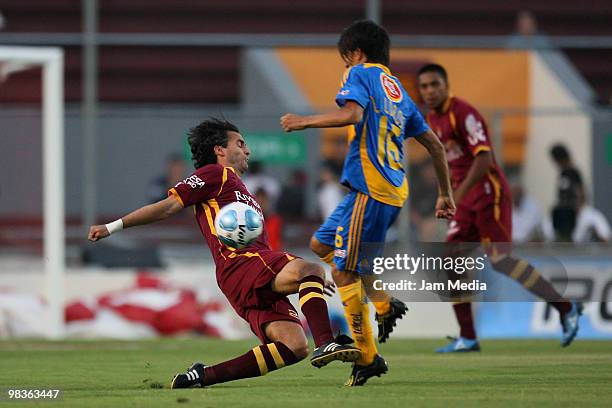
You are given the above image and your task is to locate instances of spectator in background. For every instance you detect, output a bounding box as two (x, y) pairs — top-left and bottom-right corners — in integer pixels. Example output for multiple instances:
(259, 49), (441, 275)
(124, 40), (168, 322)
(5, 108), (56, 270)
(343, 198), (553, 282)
(147, 153), (186, 204)
(511, 179), (554, 243)
(515, 10), (539, 37)
(572, 186), (611, 243)
(242, 161), (280, 210)
(254, 188), (283, 250)
(277, 170), (307, 220)
(317, 160), (345, 220)
(550, 144), (583, 241)
(506, 10), (550, 49)
(550, 144), (583, 207)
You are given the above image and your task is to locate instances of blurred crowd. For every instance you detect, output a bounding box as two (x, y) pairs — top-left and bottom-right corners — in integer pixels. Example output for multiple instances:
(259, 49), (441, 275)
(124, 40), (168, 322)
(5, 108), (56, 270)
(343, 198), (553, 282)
(410, 143), (610, 243)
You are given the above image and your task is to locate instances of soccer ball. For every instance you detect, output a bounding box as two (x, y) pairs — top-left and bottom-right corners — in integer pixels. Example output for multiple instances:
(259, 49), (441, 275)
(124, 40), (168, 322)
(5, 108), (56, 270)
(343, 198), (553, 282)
(214, 201), (263, 248)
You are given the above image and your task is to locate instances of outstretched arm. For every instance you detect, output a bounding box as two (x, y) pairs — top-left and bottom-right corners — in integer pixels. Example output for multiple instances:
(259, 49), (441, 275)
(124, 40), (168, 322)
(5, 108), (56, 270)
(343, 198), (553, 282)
(88, 195), (183, 242)
(414, 129), (456, 219)
(280, 101), (363, 132)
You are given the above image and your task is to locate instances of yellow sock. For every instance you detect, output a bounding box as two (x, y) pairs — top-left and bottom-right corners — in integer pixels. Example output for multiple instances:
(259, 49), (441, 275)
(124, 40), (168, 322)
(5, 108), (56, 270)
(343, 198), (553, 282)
(358, 287), (378, 365)
(338, 280), (378, 366)
(372, 300), (391, 316)
(361, 274), (391, 315)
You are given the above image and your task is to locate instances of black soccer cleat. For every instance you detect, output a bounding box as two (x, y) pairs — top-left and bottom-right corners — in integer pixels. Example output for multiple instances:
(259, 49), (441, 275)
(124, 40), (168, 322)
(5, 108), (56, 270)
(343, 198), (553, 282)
(344, 354), (388, 387)
(376, 297), (408, 343)
(310, 334), (361, 368)
(170, 362), (206, 389)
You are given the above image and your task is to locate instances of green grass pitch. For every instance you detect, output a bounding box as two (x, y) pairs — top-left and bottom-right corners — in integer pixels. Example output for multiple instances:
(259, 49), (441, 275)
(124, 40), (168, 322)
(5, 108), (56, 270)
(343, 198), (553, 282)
(1, 338), (611, 407)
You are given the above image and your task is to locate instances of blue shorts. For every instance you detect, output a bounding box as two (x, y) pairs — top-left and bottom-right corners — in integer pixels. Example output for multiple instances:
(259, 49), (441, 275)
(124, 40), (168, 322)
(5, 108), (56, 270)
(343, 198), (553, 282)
(314, 190), (401, 274)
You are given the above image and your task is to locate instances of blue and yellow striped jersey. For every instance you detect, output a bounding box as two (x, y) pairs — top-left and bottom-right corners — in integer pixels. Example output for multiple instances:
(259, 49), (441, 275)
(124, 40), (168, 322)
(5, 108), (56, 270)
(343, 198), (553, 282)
(336, 63), (429, 207)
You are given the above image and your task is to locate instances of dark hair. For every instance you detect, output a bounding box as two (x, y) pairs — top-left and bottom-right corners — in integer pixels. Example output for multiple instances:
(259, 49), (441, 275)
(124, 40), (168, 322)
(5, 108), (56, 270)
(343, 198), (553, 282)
(187, 118), (239, 169)
(338, 20), (390, 66)
(550, 143), (570, 162)
(417, 63), (449, 84)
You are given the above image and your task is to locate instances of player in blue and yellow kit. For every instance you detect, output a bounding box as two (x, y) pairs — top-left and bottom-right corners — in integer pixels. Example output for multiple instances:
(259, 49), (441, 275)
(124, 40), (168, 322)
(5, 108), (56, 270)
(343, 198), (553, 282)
(281, 20), (455, 386)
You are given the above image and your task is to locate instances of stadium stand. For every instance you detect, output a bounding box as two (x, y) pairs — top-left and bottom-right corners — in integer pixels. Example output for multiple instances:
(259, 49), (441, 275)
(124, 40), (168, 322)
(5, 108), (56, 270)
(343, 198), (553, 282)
(0, 0), (611, 104)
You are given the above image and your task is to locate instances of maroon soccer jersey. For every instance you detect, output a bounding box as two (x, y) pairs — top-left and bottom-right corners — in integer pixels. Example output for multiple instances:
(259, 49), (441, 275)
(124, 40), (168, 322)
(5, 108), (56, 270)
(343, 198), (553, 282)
(168, 164), (271, 260)
(168, 163), (301, 336)
(426, 96), (509, 210)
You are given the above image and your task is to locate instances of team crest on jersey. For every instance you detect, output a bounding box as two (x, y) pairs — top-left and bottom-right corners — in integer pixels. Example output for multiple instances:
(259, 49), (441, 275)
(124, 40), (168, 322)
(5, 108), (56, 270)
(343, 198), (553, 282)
(465, 113), (487, 146)
(380, 73), (403, 103)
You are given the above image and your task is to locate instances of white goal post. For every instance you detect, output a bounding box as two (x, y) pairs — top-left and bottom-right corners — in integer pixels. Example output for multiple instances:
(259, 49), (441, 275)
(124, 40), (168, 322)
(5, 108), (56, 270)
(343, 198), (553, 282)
(0, 46), (65, 339)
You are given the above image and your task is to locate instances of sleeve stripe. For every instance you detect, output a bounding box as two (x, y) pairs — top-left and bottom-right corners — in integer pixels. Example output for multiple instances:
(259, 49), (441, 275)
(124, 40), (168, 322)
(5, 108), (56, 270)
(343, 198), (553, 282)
(449, 111), (457, 132)
(472, 145), (491, 155)
(202, 203), (218, 237)
(217, 167), (229, 196)
(168, 188), (185, 207)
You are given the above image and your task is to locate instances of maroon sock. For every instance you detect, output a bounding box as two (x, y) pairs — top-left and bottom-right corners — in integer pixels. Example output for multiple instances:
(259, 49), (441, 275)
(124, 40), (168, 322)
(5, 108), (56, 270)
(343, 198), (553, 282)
(550, 301), (572, 317)
(453, 302), (477, 340)
(493, 256), (569, 304)
(203, 342), (298, 386)
(298, 275), (334, 347)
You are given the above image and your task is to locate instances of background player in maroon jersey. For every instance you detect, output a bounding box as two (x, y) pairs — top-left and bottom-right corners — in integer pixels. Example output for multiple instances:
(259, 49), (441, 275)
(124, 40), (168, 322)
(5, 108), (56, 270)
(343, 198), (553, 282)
(417, 64), (582, 352)
(88, 118), (360, 388)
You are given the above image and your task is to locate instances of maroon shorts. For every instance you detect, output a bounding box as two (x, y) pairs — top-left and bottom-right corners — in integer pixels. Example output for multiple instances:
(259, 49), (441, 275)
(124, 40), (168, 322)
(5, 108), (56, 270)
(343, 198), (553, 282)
(217, 249), (302, 343)
(447, 195), (512, 244)
(244, 298), (301, 343)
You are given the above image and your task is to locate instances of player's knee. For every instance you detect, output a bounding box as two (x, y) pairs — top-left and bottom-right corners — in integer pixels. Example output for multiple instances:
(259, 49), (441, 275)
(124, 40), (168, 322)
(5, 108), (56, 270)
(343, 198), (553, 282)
(291, 342), (309, 361)
(279, 338), (309, 361)
(300, 261), (325, 281)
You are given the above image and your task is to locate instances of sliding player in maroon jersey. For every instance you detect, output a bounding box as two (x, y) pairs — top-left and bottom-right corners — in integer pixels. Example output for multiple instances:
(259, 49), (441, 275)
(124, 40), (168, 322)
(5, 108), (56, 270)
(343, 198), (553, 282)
(88, 118), (360, 387)
(417, 64), (582, 352)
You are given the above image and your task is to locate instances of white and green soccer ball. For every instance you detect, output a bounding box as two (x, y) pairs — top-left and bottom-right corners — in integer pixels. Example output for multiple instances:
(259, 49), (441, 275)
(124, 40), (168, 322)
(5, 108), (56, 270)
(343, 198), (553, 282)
(214, 201), (263, 248)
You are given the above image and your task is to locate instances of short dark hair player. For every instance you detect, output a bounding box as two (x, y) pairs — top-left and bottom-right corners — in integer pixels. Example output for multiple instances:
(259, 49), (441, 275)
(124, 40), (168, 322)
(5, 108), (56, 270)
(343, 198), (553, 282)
(417, 64), (582, 352)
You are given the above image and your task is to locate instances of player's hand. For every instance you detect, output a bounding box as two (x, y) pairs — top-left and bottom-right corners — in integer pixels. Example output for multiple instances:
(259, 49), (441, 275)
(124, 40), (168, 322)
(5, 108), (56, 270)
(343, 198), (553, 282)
(435, 195), (456, 220)
(88, 225), (110, 242)
(323, 279), (336, 297)
(280, 113), (307, 132)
